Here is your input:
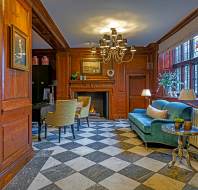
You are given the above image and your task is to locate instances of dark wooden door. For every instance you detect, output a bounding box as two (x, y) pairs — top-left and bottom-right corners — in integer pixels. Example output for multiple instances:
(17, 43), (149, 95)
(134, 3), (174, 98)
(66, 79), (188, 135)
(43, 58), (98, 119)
(129, 75), (147, 112)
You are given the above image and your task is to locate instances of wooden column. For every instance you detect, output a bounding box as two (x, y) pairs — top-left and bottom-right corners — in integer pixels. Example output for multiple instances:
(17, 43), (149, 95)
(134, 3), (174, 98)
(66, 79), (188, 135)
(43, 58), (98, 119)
(56, 51), (70, 99)
(0, 0), (33, 188)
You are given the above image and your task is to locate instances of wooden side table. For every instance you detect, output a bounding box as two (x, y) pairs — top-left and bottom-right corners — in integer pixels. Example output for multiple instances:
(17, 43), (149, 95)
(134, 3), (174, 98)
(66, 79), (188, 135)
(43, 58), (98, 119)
(162, 124), (198, 171)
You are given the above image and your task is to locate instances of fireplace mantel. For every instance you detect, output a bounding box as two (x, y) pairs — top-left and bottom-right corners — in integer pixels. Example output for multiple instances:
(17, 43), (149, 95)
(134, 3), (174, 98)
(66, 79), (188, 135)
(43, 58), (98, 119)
(69, 80), (115, 89)
(69, 79), (115, 84)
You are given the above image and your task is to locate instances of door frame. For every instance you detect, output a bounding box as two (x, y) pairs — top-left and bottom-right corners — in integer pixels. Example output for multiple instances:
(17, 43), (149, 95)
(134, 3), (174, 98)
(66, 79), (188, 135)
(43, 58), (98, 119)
(126, 73), (150, 114)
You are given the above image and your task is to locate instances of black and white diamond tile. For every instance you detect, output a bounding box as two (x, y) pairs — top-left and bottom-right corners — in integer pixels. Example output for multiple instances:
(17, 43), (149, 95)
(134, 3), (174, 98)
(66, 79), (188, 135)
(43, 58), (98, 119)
(5, 120), (198, 190)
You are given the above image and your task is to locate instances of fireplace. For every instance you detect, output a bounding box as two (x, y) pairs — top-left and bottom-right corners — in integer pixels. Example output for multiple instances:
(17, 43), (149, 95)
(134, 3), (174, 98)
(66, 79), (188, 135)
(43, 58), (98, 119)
(75, 92), (109, 119)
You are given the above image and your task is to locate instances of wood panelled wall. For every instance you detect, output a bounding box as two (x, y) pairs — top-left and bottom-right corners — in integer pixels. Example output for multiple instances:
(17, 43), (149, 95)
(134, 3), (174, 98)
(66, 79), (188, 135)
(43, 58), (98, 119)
(56, 45), (158, 119)
(0, 0), (33, 188)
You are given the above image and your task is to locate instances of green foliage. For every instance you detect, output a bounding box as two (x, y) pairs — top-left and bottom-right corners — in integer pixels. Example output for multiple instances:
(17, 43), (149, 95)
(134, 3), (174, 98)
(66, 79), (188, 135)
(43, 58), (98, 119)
(174, 118), (184, 123)
(158, 71), (183, 90)
(71, 72), (79, 80)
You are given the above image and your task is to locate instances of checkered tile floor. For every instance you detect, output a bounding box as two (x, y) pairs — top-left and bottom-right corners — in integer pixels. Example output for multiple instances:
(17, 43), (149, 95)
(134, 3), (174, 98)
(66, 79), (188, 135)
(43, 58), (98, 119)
(5, 120), (198, 190)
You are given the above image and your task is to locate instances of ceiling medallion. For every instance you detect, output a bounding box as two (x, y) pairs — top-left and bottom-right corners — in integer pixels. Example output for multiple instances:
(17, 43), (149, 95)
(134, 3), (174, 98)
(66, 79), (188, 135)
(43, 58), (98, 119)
(91, 28), (136, 64)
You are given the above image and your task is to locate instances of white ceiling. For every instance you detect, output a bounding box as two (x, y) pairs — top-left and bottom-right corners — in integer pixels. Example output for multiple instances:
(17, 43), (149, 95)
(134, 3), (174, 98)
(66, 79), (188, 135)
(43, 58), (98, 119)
(32, 30), (52, 49)
(33, 0), (198, 48)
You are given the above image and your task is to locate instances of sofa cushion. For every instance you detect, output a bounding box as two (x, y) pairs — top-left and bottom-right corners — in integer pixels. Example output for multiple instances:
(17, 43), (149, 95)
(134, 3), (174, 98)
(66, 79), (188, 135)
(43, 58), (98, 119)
(151, 100), (169, 110)
(146, 105), (168, 119)
(163, 102), (192, 120)
(128, 112), (152, 134)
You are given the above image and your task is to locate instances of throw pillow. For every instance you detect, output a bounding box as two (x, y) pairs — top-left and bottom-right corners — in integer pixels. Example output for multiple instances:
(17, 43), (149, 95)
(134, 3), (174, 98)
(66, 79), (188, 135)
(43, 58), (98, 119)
(146, 105), (168, 119)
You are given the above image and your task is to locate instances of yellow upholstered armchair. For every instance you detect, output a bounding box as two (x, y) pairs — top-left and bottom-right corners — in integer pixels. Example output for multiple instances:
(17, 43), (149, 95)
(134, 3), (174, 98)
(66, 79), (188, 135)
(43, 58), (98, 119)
(76, 96), (91, 130)
(45, 99), (77, 142)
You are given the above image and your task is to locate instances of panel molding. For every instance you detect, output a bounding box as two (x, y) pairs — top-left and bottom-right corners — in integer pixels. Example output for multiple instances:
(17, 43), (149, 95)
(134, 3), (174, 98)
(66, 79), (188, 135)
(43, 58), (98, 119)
(0, 148), (33, 189)
(2, 98), (31, 112)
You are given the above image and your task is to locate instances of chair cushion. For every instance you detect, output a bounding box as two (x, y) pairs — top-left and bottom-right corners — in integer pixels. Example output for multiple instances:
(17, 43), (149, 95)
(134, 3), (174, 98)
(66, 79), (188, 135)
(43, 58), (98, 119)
(151, 100), (169, 110)
(146, 105), (168, 119)
(128, 112), (152, 133)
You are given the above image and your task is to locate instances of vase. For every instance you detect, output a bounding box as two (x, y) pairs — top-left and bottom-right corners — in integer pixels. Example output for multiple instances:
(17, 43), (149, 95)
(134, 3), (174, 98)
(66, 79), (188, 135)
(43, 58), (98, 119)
(164, 86), (171, 97)
(42, 56), (49, 65)
(32, 56), (39, 65)
(184, 121), (192, 130)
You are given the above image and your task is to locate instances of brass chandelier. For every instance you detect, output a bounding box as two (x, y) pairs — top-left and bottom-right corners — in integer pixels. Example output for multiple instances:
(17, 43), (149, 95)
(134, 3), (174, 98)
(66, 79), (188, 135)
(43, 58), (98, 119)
(91, 28), (136, 64)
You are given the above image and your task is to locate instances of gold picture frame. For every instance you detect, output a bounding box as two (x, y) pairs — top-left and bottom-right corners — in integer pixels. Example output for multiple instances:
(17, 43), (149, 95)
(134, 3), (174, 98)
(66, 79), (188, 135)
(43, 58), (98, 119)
(10, 25), (29, 71)
(81, 58), (102, 75)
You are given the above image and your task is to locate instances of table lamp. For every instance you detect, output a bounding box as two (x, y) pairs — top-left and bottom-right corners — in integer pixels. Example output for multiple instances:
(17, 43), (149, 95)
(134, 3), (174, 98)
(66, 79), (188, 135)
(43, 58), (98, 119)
(178, 89), (196, 100)
(141, 89), (151, 104)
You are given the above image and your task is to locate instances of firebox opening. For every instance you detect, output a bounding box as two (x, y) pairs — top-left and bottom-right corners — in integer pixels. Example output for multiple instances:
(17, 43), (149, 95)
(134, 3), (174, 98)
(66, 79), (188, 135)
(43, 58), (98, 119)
(75, 92), (109, 119)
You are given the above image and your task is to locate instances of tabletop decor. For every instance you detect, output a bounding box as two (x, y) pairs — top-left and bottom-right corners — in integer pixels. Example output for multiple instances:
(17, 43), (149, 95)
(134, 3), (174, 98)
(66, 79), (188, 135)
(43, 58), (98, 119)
(32, 56), (39, 65)
(41, 56), (49, 65)
(71, 72), (79, 80)
(162, 124), (198, 171)
(184, 120), (193, 130)
(10, 25), (29, 71)
(174, 118), (184, 129)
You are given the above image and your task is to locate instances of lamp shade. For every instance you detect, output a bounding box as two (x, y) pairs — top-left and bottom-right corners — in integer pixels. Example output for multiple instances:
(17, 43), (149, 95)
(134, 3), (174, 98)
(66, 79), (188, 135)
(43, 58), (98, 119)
(178, 89), (196, 100)
(141, 89), (151, 97)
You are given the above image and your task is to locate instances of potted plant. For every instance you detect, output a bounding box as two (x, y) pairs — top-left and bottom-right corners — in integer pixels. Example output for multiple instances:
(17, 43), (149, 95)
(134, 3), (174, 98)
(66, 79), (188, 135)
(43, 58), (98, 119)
(157, 71), (183, 96)
(174, 118), (184, 129)
(71, 72), (79, 80)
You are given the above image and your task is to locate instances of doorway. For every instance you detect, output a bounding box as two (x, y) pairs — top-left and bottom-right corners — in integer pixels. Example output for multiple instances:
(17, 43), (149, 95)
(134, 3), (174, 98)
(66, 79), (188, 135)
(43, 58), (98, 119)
(129, 75), (147, 112)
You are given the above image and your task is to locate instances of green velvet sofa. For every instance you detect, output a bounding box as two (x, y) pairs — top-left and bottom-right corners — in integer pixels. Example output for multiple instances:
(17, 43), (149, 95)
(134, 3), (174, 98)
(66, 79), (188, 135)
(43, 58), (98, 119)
(128, 100), (192, 147)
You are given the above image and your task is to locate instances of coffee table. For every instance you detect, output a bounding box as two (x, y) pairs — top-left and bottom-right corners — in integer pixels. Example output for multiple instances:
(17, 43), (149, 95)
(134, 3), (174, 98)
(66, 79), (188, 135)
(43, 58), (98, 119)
(162, 124), (198, 170)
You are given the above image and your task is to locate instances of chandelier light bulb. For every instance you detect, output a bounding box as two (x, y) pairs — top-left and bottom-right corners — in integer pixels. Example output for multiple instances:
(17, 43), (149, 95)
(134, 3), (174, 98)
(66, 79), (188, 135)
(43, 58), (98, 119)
(116, 34), (123, 42)
(111, 28), (117, 37)
(130, 46), (136, 52)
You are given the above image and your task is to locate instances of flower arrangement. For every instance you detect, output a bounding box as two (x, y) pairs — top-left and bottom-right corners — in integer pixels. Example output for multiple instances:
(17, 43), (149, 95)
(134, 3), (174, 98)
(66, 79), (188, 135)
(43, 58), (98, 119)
(157, 71), (183, 96)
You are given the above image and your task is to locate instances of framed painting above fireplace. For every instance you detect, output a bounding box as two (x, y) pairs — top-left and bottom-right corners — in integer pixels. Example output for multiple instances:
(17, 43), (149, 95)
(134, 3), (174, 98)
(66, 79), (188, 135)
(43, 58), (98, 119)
(81, 58), (102, 75)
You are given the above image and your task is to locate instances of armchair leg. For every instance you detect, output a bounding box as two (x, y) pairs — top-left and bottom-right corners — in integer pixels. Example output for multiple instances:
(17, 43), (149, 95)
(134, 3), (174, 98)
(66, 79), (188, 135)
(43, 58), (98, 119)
(64, 126), (66, 134)
(86, 117), (90, 127)
(77, 119), (80, 131)
(58, 127), (61, 143)
(71, 124), (75, 139)
(44, 123), (47, 139)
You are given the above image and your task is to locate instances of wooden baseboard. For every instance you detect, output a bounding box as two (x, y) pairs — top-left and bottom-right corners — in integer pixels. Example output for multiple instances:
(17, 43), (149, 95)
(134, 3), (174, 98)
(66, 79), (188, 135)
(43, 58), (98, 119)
(0, 148), (34, 189)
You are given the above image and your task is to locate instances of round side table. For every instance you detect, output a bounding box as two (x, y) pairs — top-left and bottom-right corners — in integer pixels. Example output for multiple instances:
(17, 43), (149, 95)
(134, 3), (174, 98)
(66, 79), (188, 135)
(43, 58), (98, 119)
(162, 124), (198, 171)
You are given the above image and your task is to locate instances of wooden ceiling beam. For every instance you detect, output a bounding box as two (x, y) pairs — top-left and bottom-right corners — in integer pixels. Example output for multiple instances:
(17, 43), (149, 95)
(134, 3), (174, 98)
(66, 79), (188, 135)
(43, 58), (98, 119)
(27, 0), (69, 50)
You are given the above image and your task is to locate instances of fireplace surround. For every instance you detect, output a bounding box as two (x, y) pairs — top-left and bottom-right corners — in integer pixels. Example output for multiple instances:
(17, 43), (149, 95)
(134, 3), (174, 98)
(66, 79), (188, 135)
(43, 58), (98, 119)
(75, 92), (109, 118)
(69, 80), (114, 119)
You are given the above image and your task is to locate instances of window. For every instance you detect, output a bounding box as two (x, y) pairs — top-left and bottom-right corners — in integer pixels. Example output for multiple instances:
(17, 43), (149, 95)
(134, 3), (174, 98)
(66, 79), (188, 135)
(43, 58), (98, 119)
(194, 64), (198, 94)
(158, 34), (198, 97)
(175, 45), (181, 64)
(183, 40), (190, 61)
(184, 65), (190, 89)
(175, 67), (182, 92)
(193, 35), (198, 58)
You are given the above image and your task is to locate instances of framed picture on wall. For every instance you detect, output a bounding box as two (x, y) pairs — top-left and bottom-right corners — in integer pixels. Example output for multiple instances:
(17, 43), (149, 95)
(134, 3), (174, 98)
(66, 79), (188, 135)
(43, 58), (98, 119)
(10, 25), (29, 71)
(81, 58), (102, 75)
